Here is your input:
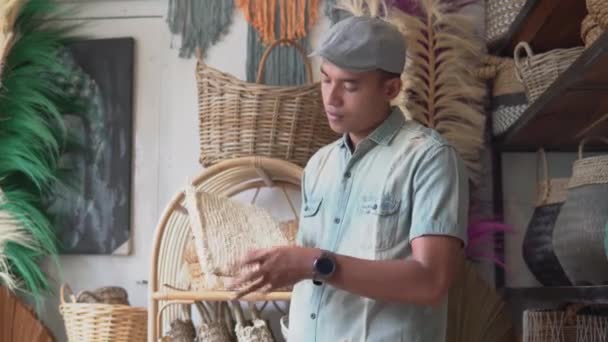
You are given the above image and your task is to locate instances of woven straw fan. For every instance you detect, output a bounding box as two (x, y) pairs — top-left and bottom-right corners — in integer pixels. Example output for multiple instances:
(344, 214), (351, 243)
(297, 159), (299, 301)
(183, 186), (290, 277)
(0, 286), (54, 342)
(337, 0), (486, 184)
(446, 261), (514, 342)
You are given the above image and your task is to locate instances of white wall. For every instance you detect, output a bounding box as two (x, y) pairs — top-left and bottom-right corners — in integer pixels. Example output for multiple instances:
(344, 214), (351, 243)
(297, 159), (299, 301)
(39, 1), (327, 340)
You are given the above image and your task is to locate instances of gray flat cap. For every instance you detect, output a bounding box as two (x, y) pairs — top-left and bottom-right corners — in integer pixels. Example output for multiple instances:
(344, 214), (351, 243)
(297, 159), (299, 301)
(311, 16), (406, 74)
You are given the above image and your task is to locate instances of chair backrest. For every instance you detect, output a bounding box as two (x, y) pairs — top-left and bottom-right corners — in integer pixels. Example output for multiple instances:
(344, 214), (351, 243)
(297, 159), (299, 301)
(148, 157), (302, 339)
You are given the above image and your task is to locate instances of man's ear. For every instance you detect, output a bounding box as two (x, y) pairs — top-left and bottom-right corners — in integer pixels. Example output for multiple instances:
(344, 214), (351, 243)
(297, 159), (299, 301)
(385, 78), (402, 100)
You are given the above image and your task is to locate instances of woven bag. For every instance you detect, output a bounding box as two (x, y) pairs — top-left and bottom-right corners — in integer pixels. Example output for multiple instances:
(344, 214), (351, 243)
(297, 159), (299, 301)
(522, 149), (571, 286)
(523, 304), (608, 342)
(581, 14), (604, 48)
(553, 137), (608, 285)
(514, 42), (584, 103)
(195, 39), (338, 168)
(485, 0), (526, 44)
(231, 302), (275, 342)
(194, 302), (233, 342)
(59, 284), (147, 342)
(587, 0), (608, 30)
(183, 186), (290, 277)
(477, 55), (528, 135)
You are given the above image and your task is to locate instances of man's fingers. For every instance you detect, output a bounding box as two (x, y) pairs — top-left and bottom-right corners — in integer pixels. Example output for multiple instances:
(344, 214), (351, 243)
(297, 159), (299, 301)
(241, 248), (274, 266)
(234, 276), (267, 299)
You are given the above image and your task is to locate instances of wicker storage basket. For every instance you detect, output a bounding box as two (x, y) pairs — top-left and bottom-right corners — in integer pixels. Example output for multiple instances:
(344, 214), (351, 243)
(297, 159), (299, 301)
(59, 283), (147, 342)
(485, 0), (526, 44)
(477, 55), (529, 135)
(522, 149), (571, 286)
(195, 39), (337, 168)
(523, 304), (608, 342)
(553, 137), (608, 285)
(581, 14), (604, 48)
(514, 42), (584, 103)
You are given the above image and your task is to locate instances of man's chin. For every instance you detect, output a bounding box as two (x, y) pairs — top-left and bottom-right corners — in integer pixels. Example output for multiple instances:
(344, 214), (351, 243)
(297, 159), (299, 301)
(327, 121), (346, 135)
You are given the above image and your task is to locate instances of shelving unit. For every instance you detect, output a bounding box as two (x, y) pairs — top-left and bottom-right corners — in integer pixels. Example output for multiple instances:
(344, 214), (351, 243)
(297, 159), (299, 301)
(489, 0), (608, 336)
(496, 32), (608, 151)
(489, 0), (587, 56)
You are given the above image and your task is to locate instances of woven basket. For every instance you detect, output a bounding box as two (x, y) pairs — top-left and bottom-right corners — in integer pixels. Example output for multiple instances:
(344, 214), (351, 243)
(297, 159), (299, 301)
(587, 0), (608, 30)
(195, 39), (337, 168)
(514, 42), (584, 103)
(485, 0), (526, 44)
(477, 55), (529, 135)
(553, 137), (608, 285)
(522, 149), (572, 286)
(231, 303), (274, 342)
(59, 284), (147, 342)
(523, 304), (608, 342)
(581, 14), (604, 48)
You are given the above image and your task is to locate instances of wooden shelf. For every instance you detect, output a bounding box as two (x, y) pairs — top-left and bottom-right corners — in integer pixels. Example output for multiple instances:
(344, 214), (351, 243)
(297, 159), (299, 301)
(489, 0), (587, 56)
(504, 285), (608, 304)
(495, 33), (608, 152)
(152, 290), (291, 302)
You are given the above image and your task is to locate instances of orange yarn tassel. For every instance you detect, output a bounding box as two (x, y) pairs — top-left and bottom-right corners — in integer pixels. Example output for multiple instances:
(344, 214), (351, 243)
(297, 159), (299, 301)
(236, 0), (321, 45)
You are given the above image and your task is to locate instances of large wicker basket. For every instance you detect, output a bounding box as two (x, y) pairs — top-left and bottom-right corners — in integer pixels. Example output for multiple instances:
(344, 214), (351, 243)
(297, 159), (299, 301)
(195, 39), (338, 168)
(59, 283), (147, 342)
(514, 42), (584, 103)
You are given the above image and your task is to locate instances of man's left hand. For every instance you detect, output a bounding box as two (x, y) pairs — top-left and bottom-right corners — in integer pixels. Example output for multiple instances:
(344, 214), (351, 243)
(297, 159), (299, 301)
(229, 246), (319, 299)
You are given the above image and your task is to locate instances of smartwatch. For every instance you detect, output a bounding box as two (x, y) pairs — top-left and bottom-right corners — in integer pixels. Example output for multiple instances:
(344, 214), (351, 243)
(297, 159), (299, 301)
(312, 250), (337, 286)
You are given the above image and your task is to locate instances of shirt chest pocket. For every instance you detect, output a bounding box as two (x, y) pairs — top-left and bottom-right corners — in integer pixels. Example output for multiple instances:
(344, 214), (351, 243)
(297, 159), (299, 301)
(299, 197), (323, 247)
(359, 196), (401, 251)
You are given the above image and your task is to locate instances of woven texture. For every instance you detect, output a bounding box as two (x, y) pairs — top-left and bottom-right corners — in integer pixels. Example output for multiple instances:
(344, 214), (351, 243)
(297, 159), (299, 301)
(195, 39), (338, 167)
(235, 320), (275, 342)
(581, 14), (604, 48)
(514, 43), (584, 103)
(184, 187), (290, 276)
(485, 0), (525, 43)
(195, 322), (232, 342)
(587, 0), (608, 30)
(523, 305), (608, 342)
(149, 157), (302, 339)
(492, 102), (528, 136)
(523, 149), (571, 286)
(569, 137), (608, 188)
(553, 184), (608, 285)
(59, 284), (147, 342)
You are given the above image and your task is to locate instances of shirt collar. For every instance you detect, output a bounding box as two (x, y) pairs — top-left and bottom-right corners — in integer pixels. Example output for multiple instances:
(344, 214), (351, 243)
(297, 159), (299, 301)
(339, 106), (406, 148)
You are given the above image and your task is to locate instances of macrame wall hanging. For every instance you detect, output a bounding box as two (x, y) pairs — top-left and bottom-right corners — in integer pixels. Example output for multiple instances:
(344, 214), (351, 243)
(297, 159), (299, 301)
(166, 0), (235, 58)
(238, 0), (321, 86)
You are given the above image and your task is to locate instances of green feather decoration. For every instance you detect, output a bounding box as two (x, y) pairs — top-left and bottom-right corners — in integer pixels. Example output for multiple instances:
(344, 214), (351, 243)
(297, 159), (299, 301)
(0, 0), (83, 304)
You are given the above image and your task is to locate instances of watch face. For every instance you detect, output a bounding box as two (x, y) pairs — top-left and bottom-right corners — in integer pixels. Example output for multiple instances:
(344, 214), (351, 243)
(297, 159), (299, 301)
(316, 257), (335, 276)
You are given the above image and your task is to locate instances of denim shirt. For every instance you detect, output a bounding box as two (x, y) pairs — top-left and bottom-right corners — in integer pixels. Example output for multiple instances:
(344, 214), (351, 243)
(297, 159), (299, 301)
(288, 107), (469, 342)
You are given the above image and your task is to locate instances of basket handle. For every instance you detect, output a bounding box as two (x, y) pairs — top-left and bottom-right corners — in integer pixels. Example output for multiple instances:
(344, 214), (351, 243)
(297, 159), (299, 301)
(256, 38), (314, 84)
(578, 136), (608, 159)
(513, 42), (534, 82)
(536, 148), (551, 205)
(60, 283), (77, 304)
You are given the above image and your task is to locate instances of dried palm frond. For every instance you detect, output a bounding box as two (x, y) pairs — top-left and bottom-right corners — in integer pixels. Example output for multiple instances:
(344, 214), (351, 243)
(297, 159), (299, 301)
(391, 0), (486, 184)
(447, 261), (514, 342)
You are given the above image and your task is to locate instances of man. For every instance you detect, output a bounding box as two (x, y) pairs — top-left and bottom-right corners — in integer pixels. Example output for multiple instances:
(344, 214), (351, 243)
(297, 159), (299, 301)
(230, 15), (469, 341)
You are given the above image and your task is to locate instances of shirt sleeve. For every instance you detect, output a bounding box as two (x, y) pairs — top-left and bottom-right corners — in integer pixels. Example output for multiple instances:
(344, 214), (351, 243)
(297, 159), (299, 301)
(409, 144), (469, 246)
